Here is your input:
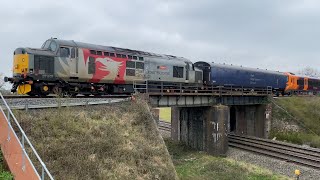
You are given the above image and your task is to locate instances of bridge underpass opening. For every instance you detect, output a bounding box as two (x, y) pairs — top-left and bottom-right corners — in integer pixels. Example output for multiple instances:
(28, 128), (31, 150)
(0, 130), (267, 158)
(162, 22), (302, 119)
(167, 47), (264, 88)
(230, 106), (236, 133)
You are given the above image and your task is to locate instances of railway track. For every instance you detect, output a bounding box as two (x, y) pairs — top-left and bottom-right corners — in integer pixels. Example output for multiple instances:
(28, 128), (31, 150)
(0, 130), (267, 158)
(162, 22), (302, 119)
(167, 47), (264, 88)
(229, 134), (320, 169)
(158, 121), (320, 169)
(2, 94), (131, 99)
(158, 120), (171, 132)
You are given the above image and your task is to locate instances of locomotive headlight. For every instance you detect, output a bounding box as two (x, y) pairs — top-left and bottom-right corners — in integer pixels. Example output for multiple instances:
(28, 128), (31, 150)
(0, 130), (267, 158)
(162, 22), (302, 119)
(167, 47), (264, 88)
(22, 58), (25, 62)
(15, 64), (18, 69)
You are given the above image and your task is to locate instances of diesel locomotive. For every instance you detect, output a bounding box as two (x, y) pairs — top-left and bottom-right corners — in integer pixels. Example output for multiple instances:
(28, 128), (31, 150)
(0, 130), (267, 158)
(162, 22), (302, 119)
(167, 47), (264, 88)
(4, 38), (320, 96)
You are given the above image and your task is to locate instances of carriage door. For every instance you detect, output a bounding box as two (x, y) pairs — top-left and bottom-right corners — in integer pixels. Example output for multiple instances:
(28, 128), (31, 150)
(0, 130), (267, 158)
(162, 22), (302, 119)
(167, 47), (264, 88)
(70, 47), (78, 77)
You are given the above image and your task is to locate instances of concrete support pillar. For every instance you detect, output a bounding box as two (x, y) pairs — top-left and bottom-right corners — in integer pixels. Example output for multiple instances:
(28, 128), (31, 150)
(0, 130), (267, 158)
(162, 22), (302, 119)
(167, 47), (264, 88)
(171, 107), (181, 142)
(264, 104), (272, 138)
(245, 106), (256, 136)
(171, 105), (229, 156)
(235, 106), (246, 135)
(206, 105), (229, 156)
(255, 105), (266, 138)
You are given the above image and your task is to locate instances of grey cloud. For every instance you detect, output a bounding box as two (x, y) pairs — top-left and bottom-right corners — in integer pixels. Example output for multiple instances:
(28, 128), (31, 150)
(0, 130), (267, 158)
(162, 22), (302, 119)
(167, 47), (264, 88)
(1, 0), (320, 80)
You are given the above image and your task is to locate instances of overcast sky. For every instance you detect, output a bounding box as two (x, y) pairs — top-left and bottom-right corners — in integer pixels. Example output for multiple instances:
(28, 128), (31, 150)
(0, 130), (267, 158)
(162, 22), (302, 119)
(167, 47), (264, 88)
(1, 0), (320, 80)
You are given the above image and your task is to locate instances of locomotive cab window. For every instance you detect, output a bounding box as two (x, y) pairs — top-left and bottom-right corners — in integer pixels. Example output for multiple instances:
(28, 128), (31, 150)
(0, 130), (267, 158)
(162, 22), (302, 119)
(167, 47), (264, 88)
(97, 51), (102, 55)
(60, 47), (70, 58)
(49, 41), (57, 52)
(71, 48), (76, 58)
(173, 66), (184, 78)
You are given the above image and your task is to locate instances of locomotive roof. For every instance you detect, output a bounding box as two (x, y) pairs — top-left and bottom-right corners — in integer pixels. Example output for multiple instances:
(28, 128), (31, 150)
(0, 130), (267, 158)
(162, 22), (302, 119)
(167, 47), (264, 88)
(50, 39), (191, 63)
(195, 61), (286, 76)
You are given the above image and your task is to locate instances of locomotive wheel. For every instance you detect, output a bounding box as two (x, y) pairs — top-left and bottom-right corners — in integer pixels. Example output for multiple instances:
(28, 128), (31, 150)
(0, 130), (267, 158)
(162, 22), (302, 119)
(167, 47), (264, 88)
(52, 86), (63, 97)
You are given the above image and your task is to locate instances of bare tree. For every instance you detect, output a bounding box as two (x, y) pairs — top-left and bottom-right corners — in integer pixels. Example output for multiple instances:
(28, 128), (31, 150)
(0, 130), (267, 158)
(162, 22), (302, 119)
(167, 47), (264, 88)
(298, 67), (320, 78)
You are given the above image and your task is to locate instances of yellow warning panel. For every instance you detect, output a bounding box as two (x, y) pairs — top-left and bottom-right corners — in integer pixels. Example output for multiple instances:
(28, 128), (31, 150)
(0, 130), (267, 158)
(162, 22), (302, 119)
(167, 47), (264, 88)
(17, 84), (31, 94)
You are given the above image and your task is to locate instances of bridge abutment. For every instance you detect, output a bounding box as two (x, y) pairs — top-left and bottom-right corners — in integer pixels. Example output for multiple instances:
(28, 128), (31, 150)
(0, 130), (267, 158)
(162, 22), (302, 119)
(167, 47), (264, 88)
(171, 105), (229, 156)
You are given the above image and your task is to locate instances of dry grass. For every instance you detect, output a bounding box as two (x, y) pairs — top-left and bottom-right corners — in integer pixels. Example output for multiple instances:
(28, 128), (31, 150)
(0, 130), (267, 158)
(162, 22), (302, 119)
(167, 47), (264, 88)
(14, 98), (177, 180)
(165, 140), (290, 180)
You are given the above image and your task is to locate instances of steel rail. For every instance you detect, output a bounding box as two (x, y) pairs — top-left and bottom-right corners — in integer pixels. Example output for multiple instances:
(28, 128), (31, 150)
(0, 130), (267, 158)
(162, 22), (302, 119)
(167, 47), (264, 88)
(158, 121), (320, 169)
(2, 94), (131, 99)
(228, 134), (320, 169)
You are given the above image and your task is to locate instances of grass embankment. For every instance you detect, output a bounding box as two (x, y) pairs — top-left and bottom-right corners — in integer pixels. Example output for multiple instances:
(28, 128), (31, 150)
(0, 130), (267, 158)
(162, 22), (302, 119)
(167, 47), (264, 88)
(0, 152), (13, 180)
(159, 107), (171, 122)
(271, 96), (320, 148)
(14, 99), (177, 180)
(165, 139), (289, 180)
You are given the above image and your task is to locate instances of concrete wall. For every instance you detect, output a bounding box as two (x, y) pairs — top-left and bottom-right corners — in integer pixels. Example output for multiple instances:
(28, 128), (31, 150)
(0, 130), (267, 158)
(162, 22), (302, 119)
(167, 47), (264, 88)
(171, 105), (229, 156)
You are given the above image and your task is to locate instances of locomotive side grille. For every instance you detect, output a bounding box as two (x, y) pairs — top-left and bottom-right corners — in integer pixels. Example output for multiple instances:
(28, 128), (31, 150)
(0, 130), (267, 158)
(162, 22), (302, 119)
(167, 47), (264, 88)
(34, 55), (54, 74)
(126, 69), (135, 76)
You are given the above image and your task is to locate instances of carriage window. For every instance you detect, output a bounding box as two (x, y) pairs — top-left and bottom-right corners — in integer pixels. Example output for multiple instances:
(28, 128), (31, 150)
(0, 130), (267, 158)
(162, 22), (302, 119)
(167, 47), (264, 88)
(132, 56), (138, 60)
(139, 57), (144, 61)
(122, 54), (127, 58)
(116, 54), (122, 58)
(90, 50), (96, 55)
(60, 47), (70, 58)
(126, 61), (135, 68)
(104, 52), (109, 56)
(136, 62), (144, 69)
(126, 69), (135, 76)
(109, 53), (115, 57)
(97, 51), (102, 55)
(88, 57), (95, 74)
(173, 66), (184, 78)
(128, 55), (132, 59)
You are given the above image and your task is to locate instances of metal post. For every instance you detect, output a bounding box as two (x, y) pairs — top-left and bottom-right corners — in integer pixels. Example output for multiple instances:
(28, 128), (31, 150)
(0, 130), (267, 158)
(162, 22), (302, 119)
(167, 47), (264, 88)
(25, 104), (28, 112)
(22, 135), (26, 171)
(42, 167), (45, 180)
(7, 110), (11, 141)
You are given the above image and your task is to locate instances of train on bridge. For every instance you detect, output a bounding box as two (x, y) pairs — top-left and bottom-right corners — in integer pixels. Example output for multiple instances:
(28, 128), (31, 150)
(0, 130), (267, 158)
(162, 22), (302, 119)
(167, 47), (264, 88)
(4, 38), (320, 96)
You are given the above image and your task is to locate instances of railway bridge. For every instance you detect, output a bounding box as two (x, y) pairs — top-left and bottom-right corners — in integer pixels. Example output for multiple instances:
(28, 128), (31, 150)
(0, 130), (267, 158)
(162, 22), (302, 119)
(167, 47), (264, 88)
(139, 83), (273, 156)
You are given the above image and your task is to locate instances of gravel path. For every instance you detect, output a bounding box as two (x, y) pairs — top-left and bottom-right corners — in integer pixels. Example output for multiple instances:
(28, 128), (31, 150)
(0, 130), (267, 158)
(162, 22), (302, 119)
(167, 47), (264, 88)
(227, 147), (320, 180)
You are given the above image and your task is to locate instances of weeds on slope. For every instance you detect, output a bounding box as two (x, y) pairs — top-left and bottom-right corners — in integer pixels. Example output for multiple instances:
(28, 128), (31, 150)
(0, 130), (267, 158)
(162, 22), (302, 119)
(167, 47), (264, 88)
(271, 96), (320, 148)
(14, 99), (177, 180)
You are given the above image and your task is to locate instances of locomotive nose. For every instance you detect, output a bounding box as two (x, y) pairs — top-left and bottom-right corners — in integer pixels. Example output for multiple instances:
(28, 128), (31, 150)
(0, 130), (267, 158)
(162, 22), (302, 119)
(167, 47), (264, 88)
(13, 48), (29, 75)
